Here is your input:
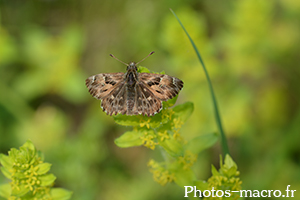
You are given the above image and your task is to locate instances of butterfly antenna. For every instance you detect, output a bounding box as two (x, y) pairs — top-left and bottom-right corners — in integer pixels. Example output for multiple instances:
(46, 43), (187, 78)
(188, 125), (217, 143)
(109, 54), (129, 66)
(136, 51), (155, 65)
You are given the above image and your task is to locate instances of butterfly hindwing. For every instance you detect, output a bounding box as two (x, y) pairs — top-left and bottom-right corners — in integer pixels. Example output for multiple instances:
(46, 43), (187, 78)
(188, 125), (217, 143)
(101, 83), (127, 116)
(134, 83), (162, 116)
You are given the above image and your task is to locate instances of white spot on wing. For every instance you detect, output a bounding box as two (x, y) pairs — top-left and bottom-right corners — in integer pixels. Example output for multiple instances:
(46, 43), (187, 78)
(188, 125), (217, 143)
(172, 77), (176, 85)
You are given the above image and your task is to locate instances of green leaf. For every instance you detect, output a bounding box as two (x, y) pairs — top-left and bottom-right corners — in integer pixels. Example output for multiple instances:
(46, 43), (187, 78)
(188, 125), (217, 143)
(159, 137), (184, 157)
(0, 166), (11, 179)
(224, 154), (237, 169)
(226, 166), (237, 178)
(159, 70), (166, 75)
(14, 171), (27, 179)
(211, 165), (219, 176)
(0, 183), (11, 198)
(156, 122), (172, 134)
(114, 130), (144, 148)
(50, 188), (73, 200)
(22, 140), (36, 152)
(8, 148), (18, 161)
(113, 115), (142, 127)
(138, 66), (165, 74)
(148, 112), (169, 128)
(37, 150), (45, 162)
(0, 154), (13, 170)
(11, 184), (30, 196)
(172, 102), (194, 122)
(186, 132), (218, 154)
(194, 180), (208, 191)
(113, 112), (168, 129)
(36, 163), (52, 175)
(222, 154), (238, 177)
(137, 66), (150, 73)
(173, 168), (195, 187)
(162, 95), (178, 108)
(39, 174), (56, 187)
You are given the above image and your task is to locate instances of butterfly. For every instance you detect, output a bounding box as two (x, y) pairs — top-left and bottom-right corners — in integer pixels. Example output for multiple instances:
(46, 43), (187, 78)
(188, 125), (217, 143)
(85, 51), (183, 116)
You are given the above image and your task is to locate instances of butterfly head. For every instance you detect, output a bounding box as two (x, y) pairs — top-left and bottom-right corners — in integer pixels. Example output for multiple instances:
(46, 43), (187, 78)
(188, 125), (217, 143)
(127, 62), (138, 71)
(126, 62), (138, 86)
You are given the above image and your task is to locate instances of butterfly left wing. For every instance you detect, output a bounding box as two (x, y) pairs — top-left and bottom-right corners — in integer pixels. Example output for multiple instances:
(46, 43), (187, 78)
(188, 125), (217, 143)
(85, 72), (124, 100)
(138, 73), (183, 101)
(86, 73), (129, 116)
(100, 82), (127, 115)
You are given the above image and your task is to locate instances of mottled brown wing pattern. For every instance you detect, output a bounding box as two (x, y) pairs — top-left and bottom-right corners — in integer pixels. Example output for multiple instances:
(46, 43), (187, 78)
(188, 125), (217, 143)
(100, 83), (127, 115)
(86, 63), (184, 116)
(132, 83), (163, 116)
(86, 73), (128, 116)
(85, 73), (124, 100)
(138, 73), (184, 101)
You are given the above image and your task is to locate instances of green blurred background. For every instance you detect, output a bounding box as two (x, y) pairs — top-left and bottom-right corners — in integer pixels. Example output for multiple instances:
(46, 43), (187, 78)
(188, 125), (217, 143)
(0, 0), (299, 199)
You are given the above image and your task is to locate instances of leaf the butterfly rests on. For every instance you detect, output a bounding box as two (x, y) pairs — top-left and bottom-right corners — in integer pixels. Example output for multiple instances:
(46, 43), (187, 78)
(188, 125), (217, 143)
(85, 52), (183, 116)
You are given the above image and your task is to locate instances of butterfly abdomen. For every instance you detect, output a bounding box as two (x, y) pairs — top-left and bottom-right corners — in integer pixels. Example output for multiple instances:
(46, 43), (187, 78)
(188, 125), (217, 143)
(126, 83), (136, 115)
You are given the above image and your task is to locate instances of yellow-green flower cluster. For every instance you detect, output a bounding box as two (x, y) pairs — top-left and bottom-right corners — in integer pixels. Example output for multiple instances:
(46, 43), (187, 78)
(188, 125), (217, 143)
(147, 159), (175, 186)
(133, 103), (191, 150)
(178, 150), (197, 170)
(0, 141), (72, 200)
(113, 100), (195, 187)
(140, 133), (158, 150)
(204, 155), (242, 200)
(114, 101), (193, 150)
(157, 130), (170, 142)
(139, 118), (151, 129)
(161, 108), (175, 121)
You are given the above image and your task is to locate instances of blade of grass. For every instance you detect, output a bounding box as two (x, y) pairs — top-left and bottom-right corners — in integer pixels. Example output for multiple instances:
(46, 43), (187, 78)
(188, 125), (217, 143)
(170, 8), (230, 156)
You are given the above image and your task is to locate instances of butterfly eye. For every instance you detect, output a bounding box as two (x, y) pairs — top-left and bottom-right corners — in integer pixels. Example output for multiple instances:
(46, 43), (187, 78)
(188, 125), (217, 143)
(135, 66), (137, 71)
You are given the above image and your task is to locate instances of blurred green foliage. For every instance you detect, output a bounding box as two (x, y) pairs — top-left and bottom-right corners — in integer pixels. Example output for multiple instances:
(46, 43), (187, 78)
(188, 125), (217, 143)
(0, 0), (300, 199)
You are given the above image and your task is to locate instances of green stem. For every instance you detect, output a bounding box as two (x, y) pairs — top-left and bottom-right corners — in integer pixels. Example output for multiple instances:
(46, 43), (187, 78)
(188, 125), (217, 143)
(170, 9), (230, 156)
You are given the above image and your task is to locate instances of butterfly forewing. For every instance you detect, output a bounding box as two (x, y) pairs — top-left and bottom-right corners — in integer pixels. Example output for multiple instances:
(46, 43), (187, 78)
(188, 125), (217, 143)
(138, 73), (183, 101)
(85, 73), (124, 100)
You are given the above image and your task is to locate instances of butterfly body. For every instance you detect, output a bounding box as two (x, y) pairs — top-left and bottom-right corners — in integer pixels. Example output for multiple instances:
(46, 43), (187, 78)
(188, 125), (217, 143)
(86, 60), (183, 116)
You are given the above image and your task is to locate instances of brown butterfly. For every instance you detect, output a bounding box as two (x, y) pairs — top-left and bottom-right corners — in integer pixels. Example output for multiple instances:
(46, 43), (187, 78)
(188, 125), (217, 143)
(85, 51), (183, 116)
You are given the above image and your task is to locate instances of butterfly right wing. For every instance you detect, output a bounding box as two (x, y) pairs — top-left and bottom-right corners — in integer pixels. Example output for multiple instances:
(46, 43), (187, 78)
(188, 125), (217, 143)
(130, 73), (183, 116)
(138, 73), (183, 101)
